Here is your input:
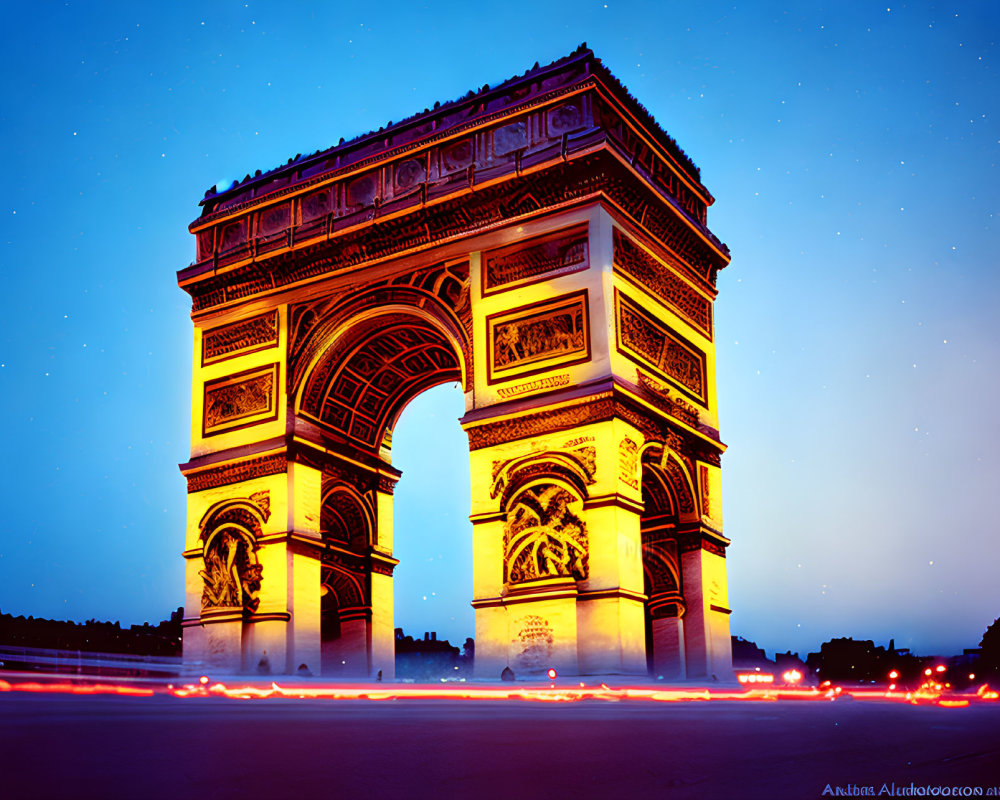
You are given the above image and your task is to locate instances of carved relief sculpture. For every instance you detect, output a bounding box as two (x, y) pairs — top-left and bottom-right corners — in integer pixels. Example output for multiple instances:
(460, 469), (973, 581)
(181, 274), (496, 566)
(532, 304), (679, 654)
(203, 364), (279, 436)
(514, 615), (555, 672)
(200, 529), (263, 613)
(616, 291), (706, 402)
(613, 228), (712, 337)
(504, 485), (588, 584)
(488, 292), (590, 382)
(202, 311), (279, 365)
(483, 225), (589, 294)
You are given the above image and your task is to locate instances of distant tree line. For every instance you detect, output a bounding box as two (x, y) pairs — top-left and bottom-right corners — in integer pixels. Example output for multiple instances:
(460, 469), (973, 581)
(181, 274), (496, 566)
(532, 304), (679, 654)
(0, 607), (182, 658)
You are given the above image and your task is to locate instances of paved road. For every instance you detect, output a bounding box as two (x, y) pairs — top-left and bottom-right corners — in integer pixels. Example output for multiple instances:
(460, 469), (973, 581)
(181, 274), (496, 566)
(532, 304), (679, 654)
(2, 692), (999, 799)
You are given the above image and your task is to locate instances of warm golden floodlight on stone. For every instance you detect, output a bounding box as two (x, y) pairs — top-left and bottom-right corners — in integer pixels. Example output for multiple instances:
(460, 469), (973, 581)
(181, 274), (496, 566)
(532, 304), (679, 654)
(176, 46), (733, 680)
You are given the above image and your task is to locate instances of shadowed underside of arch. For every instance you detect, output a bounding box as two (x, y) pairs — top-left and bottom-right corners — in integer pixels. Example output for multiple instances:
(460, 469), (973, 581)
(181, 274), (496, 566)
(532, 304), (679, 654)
(640, 464), (682, 596)
(300, 314), (463, 450)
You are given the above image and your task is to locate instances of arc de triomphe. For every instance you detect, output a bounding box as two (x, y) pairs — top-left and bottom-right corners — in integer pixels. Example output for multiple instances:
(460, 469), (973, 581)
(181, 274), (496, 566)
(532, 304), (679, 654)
(177, 47), (733, 680)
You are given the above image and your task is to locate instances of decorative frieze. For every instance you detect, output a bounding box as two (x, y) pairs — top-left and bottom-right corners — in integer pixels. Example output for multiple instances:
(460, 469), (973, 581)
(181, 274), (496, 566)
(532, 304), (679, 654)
(677, 531), (727, 558)
(371, 561), (394, 577)
(616, 291), (706, 404)
(613, 228), (712, 338)
(488, 291), (590, 383)
(482, 224), (588, 295)
(201, 310), (279, 365)
(203, 364), (279, 436)
(466, 396), (614, 451)
(637, 372), (700, 428)
(186, 154), (725, 313)
(185, 453), (287, 493)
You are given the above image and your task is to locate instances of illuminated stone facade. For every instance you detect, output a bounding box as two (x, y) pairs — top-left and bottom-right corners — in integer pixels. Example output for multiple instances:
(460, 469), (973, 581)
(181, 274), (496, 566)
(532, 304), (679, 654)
(178, 47), (733, 680)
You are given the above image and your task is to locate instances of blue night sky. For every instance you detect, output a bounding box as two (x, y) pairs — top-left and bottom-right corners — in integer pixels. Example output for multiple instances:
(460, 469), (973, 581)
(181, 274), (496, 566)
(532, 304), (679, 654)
(1, 1), (997, 660)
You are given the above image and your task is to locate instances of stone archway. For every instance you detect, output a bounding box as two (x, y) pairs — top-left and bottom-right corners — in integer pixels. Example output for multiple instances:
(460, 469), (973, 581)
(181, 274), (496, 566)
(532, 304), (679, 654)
(178, 47), (733, 679)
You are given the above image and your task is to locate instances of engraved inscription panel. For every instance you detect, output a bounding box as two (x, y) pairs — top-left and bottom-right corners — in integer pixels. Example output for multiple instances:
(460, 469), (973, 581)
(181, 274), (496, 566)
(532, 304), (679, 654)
(483, 224), (588, 294)
(488, 291), (590, 383)
(203, 364), (279, 436)
(613, 228), (713, 338)
(616, 291), (706, 403)
(495, 373), (571, 400)
(202, 311), (279, 365)
(514, 615), (554, 673)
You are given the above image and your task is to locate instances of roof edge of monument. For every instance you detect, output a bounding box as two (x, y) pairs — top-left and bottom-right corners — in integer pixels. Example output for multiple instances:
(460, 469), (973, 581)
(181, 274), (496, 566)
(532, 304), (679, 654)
(196, 44), (706, 218)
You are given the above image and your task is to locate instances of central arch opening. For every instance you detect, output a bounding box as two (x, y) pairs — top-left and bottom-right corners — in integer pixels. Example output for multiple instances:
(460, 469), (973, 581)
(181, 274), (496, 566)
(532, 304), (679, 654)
(390, 382), (473, 676)
(297, 298), (472, 678)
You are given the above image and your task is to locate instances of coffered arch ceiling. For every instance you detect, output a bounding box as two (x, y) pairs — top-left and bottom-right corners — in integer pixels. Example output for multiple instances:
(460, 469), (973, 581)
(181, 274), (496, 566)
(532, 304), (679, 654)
(298, 311), (463, 450)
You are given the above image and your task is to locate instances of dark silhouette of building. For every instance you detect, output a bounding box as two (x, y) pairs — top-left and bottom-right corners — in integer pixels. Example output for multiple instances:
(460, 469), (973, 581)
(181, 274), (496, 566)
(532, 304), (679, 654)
(731, 636), (771, 670)
(806, 637), (896, 683)
(731, 636), (809, 683)
(979, 617), (1000, 679)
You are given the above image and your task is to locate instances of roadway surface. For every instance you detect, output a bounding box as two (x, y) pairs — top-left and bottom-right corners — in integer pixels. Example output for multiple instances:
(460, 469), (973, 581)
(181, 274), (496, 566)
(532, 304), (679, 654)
(2, 688), (999, 799)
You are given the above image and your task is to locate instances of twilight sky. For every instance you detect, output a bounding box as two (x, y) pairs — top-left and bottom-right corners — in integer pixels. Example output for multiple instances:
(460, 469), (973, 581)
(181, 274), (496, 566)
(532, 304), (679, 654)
(1, 1), (997, 660)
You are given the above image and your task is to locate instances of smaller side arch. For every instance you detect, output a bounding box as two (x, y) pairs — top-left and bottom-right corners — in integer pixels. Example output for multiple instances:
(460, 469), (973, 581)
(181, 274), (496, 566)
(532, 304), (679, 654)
(319, 561), (371, 677)
(321, 484), (375, 551)
(642, 541), (684, 616)
(320, 563), (368, 613)
(641, 442), (697, 520)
